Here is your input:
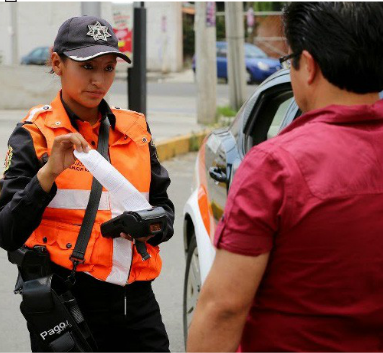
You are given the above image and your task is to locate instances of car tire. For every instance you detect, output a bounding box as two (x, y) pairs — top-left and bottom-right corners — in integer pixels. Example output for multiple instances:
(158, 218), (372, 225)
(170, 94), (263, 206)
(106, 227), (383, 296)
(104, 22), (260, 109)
(183, 233), (201, 348)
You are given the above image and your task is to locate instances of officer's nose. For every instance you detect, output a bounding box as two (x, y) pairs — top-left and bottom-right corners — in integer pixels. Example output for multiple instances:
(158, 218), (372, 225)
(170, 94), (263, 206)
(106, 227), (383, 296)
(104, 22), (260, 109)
(91, 72), (104, 88)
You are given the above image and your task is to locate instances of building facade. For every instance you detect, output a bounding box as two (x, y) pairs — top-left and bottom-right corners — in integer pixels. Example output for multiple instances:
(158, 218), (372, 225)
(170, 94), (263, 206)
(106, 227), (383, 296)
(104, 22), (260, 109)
(0, 2), (183, 72)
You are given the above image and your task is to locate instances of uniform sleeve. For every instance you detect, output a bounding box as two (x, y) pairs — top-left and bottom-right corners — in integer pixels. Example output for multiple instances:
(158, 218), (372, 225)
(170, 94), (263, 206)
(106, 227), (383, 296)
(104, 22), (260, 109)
(214, 147), (289, 256)
(145, 129), (175, 246)
(0, 123), (57, 251)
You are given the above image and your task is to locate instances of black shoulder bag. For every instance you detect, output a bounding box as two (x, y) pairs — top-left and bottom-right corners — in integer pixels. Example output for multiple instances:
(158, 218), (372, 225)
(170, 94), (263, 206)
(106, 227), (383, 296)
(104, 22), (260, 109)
(9, 118), (110, 352)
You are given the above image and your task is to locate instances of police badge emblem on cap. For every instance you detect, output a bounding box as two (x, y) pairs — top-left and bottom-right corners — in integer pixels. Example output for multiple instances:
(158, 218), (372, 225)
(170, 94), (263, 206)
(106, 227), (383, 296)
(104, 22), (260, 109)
(53, 16), (131, 63)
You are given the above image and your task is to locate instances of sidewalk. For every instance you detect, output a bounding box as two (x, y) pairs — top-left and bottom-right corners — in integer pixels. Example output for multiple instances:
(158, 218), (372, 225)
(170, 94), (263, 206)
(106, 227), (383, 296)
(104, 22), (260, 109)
(110, 92), (210, 161)
(0, 69), (210, 162)
(115, 66), (195, 84)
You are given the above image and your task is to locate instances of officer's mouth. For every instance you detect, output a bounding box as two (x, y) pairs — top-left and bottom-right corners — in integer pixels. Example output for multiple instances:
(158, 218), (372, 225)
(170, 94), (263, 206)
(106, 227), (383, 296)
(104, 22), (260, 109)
(85, 91), (105, 98)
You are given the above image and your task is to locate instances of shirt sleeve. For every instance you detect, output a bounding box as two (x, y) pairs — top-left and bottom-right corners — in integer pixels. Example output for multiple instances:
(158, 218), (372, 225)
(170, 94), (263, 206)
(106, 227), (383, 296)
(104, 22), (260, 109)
(145, 128), (175, 247)
(214, 146), (289, 257)
(0, 123), (57, 251)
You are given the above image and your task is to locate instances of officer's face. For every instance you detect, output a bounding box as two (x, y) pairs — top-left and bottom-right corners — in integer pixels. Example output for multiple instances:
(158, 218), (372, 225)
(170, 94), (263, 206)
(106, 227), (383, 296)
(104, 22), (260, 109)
(57, 54), (117, 110)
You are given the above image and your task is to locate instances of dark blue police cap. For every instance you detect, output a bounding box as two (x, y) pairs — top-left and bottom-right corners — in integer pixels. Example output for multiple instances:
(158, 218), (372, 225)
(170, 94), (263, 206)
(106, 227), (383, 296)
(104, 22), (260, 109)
(53, 16), (131, 63)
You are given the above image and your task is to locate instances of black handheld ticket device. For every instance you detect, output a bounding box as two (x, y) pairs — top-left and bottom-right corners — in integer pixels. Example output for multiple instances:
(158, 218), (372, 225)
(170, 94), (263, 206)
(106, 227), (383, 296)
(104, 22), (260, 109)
(100, 207), (167, 261)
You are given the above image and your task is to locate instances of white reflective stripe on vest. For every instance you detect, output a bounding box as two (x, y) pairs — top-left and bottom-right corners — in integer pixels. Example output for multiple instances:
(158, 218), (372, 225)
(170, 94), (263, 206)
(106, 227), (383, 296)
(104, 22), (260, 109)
(47, 189), (111, 210)
(106, 195), (133, 286)
(26, 107), (44, 122)
(47, 189), (149, 210)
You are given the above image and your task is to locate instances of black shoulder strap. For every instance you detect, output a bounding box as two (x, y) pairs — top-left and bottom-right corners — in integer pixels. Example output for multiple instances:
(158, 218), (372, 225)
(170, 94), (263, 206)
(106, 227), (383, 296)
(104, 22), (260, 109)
(69, 118), (110, 279)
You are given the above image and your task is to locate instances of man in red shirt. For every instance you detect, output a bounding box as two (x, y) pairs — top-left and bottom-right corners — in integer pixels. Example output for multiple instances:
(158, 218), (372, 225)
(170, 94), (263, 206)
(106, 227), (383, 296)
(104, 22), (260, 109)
(187, 3), (383, 352)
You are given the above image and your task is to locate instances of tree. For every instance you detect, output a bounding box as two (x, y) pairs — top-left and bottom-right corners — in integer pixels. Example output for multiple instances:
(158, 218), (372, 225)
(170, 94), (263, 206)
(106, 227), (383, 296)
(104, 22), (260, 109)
(253, 2), (285, 12)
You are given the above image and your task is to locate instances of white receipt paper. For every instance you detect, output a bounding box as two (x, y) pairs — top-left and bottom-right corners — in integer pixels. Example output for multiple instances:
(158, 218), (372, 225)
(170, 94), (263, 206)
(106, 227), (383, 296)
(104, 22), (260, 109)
(74, 149), (151, 212)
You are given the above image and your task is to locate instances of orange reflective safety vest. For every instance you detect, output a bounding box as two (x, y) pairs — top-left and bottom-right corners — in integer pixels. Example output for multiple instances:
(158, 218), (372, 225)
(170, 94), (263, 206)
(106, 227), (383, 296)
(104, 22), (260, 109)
(23, 93), (162, 286)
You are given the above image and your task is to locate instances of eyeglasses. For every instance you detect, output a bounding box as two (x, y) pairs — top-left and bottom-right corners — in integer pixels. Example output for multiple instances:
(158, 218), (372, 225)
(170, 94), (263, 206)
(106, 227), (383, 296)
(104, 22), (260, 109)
(279, 52), (301, 69)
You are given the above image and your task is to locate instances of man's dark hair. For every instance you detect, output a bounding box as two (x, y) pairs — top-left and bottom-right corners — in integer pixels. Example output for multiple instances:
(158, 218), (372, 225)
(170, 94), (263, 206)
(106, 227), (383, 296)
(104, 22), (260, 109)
(283, 2), (383, 94)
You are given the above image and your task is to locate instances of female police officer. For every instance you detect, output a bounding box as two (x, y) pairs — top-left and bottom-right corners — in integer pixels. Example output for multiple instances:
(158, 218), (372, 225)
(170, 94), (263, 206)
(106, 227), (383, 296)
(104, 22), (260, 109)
(0, 16), (174, 352)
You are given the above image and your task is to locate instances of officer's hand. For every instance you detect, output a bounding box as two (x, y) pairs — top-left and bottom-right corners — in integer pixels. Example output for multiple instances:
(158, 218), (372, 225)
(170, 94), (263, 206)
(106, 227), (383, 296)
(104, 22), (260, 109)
(120, 232), (154, 243)
(46, 133), (90, 177)
(37, 133), (90, 193)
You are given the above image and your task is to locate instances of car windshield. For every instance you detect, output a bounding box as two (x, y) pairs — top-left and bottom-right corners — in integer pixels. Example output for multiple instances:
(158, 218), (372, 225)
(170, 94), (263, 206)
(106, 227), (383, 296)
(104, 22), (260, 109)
(245, 44), (267, 58)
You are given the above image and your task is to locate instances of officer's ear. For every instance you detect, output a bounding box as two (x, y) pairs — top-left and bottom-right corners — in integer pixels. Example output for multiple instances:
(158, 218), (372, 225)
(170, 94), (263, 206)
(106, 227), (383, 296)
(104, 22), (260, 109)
(51, 52), (64, 76)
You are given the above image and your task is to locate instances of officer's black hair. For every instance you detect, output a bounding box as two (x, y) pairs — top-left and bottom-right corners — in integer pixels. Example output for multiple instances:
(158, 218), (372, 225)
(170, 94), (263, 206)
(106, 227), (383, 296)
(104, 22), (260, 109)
(283, 2), (383, 94)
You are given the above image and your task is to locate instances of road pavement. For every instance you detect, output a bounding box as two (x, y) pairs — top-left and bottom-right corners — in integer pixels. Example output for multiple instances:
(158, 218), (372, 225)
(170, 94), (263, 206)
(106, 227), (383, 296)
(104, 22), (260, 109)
(0, 151), (196, 352)
(153, 152), (197, 352)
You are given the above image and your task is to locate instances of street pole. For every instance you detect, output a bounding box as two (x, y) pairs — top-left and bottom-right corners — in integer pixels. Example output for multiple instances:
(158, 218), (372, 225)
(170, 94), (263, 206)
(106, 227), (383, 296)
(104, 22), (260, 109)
(81, 2), (101, 17)
(128, 3), (147, 116)
(225, 2), (247, 110)
(195, 2), (217, 124)
(10, 3), (18, 65)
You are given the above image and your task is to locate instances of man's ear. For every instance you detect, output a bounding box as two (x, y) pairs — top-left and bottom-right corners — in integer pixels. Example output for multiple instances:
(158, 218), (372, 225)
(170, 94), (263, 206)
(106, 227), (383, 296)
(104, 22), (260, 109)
(301, 50), (317, 85)
(51, 52), (63, 76)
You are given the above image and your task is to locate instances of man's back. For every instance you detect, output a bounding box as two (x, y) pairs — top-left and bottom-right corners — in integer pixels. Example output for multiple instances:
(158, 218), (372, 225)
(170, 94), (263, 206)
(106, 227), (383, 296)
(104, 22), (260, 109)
(186, 4), (383, 351)
(241, 101), (383, 351)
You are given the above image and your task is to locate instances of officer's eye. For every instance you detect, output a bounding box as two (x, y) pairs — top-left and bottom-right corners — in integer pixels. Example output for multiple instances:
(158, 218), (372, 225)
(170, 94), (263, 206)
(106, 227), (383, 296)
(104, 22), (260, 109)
(82, 64), (93, 70)
(105, 65), (115, 72)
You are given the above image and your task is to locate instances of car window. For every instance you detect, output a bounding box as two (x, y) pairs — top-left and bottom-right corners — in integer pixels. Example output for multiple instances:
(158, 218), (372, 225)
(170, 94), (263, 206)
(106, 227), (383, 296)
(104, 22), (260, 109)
(217, 48), (227, 58)
(230, 103), (245, 140)
(216, 43), (227, 58)
(279, 100), (301, 131)
(267, 97), (294, 138)
(30, 48), (43, 59)
(244, 87), (293, 151)
(43, 47), (50, 58)
(244, 44), (267, 58)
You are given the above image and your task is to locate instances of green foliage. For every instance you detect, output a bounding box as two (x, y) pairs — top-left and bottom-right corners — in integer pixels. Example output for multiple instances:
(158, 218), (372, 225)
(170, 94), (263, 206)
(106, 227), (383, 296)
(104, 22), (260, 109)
(217, 105), (237, 118)
(216, 15), (226, 41)
(183, 14), (195, 60)
(189, 132), (200, 152)
(183, 2), (287, 61)
(253, 2), (286, 12)
(183, 13), (226, 60)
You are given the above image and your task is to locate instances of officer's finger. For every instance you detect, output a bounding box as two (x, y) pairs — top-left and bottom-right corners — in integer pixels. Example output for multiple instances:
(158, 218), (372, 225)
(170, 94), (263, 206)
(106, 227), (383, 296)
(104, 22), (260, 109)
(120, 232), (133, 242)
(136, 235), (154, 242)
(69, 133), (90, 153)
(53, 134), (78, 151)
(53, 134), (85, 153)
(73, 133), (90, 153)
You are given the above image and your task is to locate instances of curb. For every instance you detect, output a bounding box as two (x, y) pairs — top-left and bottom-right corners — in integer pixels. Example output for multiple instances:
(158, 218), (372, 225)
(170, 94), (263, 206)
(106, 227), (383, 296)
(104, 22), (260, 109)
(155, 129), (212, 162)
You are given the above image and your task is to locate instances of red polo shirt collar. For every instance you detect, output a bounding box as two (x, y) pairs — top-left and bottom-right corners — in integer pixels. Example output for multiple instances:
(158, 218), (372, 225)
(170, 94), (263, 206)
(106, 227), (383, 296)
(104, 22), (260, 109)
(280, 98), (383, 136)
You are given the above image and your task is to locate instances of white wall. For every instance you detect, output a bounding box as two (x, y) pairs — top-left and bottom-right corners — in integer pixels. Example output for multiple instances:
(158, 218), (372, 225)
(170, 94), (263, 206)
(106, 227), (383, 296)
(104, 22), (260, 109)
(0, 2), (182, 70)
(0, 65), (60, 109)
(0, 4), (12, 65)
(0, 2), (82, 65)
(146, 2), (183, 72)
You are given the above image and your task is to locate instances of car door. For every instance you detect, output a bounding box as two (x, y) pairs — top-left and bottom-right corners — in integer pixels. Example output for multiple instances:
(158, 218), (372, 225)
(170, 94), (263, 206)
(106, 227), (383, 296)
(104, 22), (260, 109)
(204, 73), (297, 227)
(216, 43), (228, 79)
(205, 127), (236, 224)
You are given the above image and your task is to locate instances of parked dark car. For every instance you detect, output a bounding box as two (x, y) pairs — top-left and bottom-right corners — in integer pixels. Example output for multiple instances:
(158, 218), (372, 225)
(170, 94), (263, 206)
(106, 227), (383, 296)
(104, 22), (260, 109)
(192, 41), (282, 84)
(21, 46), (50, 65)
